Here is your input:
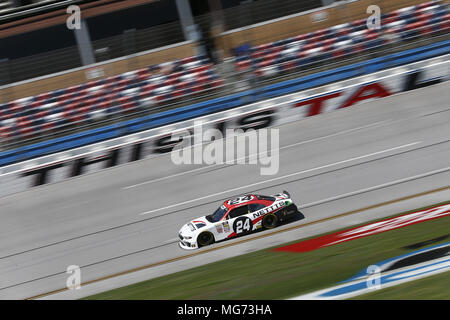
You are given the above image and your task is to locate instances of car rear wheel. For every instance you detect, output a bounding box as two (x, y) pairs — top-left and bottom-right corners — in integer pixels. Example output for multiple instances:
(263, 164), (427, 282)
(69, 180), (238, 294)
(262, 213), (278, 229)
(197, 232), (214, 247)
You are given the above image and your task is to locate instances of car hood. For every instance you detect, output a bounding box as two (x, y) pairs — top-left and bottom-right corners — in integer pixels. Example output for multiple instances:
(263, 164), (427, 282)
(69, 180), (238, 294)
(179, 216), (209, 236)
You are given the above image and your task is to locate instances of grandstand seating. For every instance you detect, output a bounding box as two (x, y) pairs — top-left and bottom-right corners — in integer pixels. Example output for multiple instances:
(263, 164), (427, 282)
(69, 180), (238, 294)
(0, 1), (448, 145)
(0, 55), (223, 141)
(235, 0), (449, 77)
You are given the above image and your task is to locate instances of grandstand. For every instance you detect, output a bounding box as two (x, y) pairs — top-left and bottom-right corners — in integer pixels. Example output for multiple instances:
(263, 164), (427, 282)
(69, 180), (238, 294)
(0, 0), (449, 150)
(235, 1), (449, 78)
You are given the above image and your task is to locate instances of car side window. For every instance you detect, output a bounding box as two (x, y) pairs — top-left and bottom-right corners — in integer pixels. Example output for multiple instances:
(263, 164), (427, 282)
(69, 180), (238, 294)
(228, 205), (249, 219)
(249, 203), (266, 212)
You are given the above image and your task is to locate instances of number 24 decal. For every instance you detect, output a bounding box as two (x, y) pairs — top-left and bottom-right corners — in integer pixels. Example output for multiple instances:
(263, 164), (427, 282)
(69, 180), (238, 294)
(234, 217), (252, 234)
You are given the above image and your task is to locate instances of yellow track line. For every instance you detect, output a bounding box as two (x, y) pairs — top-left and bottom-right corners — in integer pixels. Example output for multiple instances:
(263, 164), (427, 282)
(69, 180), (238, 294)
(26, 185), (450, 300)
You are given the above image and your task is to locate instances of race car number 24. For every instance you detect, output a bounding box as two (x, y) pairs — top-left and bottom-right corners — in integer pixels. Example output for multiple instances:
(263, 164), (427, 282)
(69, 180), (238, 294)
(233, 217), (252, 234)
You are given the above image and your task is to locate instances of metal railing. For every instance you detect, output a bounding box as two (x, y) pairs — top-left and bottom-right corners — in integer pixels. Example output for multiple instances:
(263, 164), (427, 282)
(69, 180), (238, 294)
(194, 0), (322, 32)
(91, 21), (185, 63)
(2, 19), (185, 83)
(4, 46), (83, 83)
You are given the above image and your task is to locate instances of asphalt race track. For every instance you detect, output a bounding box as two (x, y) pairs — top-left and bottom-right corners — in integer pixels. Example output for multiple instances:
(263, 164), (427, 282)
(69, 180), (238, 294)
(0, 82), (450, 299)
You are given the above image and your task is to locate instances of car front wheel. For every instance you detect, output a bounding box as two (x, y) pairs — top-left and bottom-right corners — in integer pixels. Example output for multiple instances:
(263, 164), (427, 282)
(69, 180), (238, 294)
(197, 232), (215, 247)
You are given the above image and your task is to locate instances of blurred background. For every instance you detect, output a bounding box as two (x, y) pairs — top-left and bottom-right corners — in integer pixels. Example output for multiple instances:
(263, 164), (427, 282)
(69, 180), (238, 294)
(0, 0), (448, 149)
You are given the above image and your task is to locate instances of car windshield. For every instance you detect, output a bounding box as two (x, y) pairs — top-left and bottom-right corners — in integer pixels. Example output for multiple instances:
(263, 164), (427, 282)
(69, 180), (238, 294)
(206, 205), (228, 222)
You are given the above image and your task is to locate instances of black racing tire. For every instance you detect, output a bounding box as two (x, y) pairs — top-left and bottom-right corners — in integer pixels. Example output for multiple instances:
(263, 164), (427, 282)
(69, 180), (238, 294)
(262, 213), (279, 229)
(197, 232), (215, 247)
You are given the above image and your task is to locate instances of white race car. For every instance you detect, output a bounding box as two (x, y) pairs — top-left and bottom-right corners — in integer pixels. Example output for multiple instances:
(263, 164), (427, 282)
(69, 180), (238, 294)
(178, 191), (299, 250)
